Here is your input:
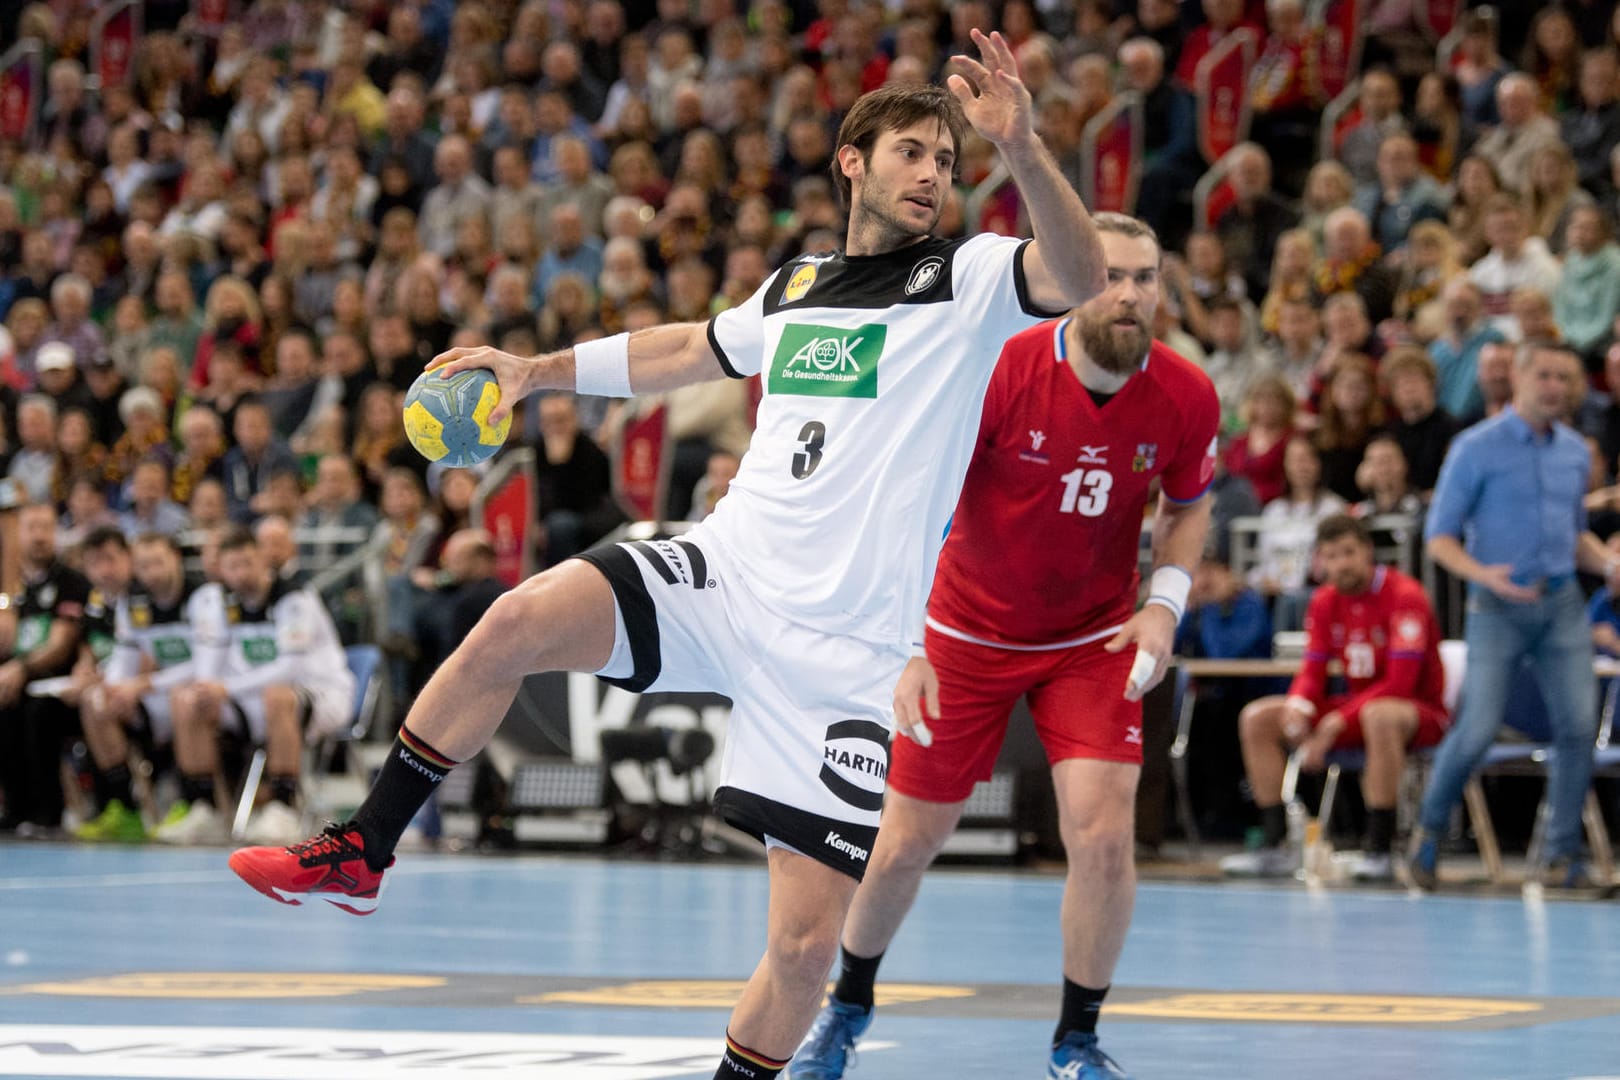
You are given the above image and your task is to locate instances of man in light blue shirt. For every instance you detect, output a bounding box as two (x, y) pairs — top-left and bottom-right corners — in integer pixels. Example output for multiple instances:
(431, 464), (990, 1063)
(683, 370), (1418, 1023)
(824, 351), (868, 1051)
(1414, 341), (1614, 890)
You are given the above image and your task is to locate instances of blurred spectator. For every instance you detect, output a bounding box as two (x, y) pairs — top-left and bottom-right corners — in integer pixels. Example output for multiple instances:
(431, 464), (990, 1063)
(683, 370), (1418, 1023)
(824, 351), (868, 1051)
(223, 399), (299, 524)
(261, 329), (322, 439)
(1563, 48), (1620, 200)
(1428, 280), (1505, 421)
(1216, 144), (1300, 301)
(188, 477), (231, 532)
(1264, 296), (1322, 405)
(254, 514), (307, 587)
(35, 342), (93, 417)
(9, 396), (59, 505)
(353, 384), (422, 506)
(533, 393), (622, 566)
(1201, 297), (1271, 427)
(1510, 287), (1562, 346)
(418, 136), (491, 259)
(1337, 70), (1406, 187)
(538, 136), (617, 239)
(1453, 10), (1510, 129)
(59, 472), (120, 552)
(1526, 143), (1595, 255)
(1247, 0), (1317, 193)
(191, 276), (264, 388)
(4, 300), (50, 386)
(689, 449), (740, 522)
(1475, 74), (1564, 191)
(1250, 436), (1349, 630)
(105, 386), (171, 493)
(1554, 204), (1620, 366)
(1392, 220), (1462, 323)
(302, 455), (380, 557)
(1380, 346), (1460, 494)
(1224, 375), (1297, 506)
(1352, 134), (1448, 255)
(409, 528), (508, 678)
(1411, 72), (1462, 183)
(1468, 194), (1563, 335)
(172, 406), (228, 508)
(1353, 434), (1424, 518)
(1313, 208), (1396, 324)
(1314, 354), (1385, 502)
(46, 274), (106, 369)
(120, 458), (190, 539)
(1447, 155), (1506, 265)
(1462, 339), (1520, 427)
(533, 204), (606, 310)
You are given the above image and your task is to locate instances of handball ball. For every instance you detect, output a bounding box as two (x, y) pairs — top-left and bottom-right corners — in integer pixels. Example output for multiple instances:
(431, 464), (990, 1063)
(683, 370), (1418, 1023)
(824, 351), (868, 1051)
(403, 367), (512, 467)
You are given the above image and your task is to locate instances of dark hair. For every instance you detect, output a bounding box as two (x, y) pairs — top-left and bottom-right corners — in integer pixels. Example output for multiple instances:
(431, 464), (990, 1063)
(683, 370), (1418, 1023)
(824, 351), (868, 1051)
(832, 83), (968, 211)
(134, 531), (184, 555)
(82, 525), (129, 552)
(1315, 513), (1373, 548)
(217, 525), (257, 555)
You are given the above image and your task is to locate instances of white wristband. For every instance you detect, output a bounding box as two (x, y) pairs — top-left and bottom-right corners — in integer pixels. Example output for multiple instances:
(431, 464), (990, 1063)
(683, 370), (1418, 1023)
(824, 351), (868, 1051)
(1142, 565), (1192, 623)
(574, 333), (632, 397)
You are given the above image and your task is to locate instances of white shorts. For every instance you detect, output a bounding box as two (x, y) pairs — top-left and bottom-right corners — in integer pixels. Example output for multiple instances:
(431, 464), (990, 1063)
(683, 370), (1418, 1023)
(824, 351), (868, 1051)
(229, 685), (347, 744)
(579, 536), (906, 880)
(137, 693), (173, 745)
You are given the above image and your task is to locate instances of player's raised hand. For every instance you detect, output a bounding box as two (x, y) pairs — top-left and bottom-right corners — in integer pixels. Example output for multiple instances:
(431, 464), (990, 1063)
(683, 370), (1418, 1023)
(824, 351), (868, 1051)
(893, 655), (940, 748)
(1106, 605), (1178, 702)
(946, 28), (1034, 149)
(426, 345), (533, 427)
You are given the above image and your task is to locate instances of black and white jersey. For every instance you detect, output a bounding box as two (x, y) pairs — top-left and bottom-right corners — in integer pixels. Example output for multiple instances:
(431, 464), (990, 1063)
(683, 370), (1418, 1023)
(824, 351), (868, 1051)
(108, 581), (207, 690)
(193, 580), (354, 705)
(701, 233), (1059, 650)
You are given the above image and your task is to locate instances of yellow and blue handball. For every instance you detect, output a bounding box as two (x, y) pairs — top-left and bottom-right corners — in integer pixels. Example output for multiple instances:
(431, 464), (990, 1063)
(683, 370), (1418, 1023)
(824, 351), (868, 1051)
(403, 367), (512, 467)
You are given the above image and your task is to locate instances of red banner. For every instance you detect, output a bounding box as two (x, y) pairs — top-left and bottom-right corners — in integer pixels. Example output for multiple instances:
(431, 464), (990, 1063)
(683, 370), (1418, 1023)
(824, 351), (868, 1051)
(1082, 95), (1144, 214)
(0, 42), (41, 144)
(1416, 0), (1461, 41)
(1195, 29), (1256, 165)
(482, 468), (532, 589)
(614, 403), (669, 522)
(1312, 0), (1366, 102)
(91, 1), (142, 90)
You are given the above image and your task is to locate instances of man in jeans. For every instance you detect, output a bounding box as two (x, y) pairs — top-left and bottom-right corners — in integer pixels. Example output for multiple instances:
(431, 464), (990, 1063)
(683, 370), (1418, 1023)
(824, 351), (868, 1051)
(1413, 341), (1611, 890)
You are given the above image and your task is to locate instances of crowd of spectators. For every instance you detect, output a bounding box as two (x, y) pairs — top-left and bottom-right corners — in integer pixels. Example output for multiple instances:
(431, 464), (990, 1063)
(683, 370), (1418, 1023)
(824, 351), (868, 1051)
(6, 0), (1620, 848)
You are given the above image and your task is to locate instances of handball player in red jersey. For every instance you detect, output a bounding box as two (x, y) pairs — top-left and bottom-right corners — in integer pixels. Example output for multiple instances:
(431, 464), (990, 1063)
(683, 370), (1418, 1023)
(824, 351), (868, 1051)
(792, 213), (1218, 1080)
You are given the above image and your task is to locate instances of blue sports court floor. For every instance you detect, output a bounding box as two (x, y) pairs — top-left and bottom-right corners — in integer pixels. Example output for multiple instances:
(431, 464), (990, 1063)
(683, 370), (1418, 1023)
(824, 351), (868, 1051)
(1, 845), (1618, 1080)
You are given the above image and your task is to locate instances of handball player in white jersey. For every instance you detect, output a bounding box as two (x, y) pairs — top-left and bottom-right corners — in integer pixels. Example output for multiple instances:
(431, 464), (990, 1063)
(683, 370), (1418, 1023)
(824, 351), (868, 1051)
(228, 30), (1107, 1080)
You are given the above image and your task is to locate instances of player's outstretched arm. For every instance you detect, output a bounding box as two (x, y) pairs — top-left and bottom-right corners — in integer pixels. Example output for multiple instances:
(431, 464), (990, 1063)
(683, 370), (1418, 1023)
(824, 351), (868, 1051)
(948, 28), (1105, 312)
(426, 321), (724, 425)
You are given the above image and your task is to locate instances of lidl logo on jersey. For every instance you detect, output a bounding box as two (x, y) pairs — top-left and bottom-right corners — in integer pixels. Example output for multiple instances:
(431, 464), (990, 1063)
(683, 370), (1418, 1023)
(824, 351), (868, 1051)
(770, 323), (886, 398)
(783, 263), (818, 302)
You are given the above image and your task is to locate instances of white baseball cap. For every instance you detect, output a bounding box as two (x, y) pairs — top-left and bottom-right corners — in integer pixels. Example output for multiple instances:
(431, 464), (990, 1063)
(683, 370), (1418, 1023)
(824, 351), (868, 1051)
(36, 342), (75, 373)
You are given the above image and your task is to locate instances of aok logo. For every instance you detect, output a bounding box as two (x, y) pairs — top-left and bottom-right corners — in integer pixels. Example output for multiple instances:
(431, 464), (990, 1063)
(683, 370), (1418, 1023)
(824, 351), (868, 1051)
(768, 324), (885, 398)
(818, 718), (890, 811)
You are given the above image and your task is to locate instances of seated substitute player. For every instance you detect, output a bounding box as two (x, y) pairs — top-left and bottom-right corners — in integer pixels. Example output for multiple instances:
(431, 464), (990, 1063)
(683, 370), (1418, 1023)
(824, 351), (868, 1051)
(67, 528), (140, 840)
(0, 502), (91, 834)
(229, 45), (1108, 1080)
(794, 214), (1218, 1080)
(1220, 513), (1448, 882)
(161, 528), (354, 845)
(75, 533), (208, 843)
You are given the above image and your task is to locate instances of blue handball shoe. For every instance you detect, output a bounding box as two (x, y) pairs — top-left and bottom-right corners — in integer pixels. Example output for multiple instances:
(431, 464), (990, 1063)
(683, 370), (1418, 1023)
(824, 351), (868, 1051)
(1047, 1032), (1130, 1080)
(788, 997), (873, 1079)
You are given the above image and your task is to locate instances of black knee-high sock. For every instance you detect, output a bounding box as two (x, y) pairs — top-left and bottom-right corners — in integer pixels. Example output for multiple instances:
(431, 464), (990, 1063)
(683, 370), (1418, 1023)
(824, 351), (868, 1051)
(99, 762), (134, 808)
(832, 946), (884, 1010)
(1260, 803), (1288, 848)
(1054, 979), (1109, 1043)
(180, 774), (214, 806)
(714, 1032), (788, 1079)
(350, 726), (459, 872)
(1365, 808), (1397, 854)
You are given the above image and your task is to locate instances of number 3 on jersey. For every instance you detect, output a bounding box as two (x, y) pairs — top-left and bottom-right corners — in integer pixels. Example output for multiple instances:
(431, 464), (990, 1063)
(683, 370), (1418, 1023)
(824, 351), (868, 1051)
(792, 420), (826, 479)
(1058, 467), (1112, 516)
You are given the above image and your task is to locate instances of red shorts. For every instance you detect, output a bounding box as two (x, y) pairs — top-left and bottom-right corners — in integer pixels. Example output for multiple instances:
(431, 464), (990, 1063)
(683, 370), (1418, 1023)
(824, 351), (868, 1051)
(888, 626), (1143, 803)
(1322, 695), (1450, 750)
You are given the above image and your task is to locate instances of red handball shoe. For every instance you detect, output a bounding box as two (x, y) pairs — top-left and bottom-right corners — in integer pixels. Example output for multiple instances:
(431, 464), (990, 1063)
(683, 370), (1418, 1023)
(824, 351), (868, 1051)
(228, 823), (394, 916)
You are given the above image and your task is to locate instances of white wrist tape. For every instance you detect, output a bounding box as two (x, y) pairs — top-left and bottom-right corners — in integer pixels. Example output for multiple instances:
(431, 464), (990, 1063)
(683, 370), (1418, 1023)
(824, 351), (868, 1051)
(1127, 647), (1158, 697)
(1143, 565), (1192, 623)
(574, 333), (632, 397)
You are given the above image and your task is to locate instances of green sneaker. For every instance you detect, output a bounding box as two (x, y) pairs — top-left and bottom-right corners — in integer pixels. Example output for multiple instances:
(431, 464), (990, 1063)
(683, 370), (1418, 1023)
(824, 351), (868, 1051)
(74, 799), (148, 843)
(157, 800), (192, 831)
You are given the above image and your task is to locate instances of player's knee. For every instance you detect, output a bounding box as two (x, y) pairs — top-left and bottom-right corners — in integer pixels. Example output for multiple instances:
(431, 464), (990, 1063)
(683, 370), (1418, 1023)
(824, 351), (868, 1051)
(1062, 812), (1134, 873)
(766, 919), (842, 988)
(1360, 701), (1406, 738)
(262, 684), (298, 713)
(1238, 702), (1274, 742)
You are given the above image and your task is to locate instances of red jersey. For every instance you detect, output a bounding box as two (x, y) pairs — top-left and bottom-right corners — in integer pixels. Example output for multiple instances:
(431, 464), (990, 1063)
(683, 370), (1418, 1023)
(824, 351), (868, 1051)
(927, 321), (1221, 648)
(1289, 566), (1447, 717)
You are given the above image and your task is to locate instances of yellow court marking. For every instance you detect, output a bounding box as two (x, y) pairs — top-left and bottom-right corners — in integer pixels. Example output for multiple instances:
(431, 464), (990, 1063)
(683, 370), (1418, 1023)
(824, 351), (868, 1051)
(523, 980), (976, 1009)
(1109, 992), (1545, 1025)
(19, 973), (446, 999)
